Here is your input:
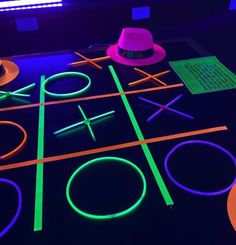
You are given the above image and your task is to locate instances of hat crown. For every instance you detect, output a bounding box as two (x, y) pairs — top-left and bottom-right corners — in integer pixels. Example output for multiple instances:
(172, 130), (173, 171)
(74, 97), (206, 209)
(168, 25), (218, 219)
(118, 28), (154, 51)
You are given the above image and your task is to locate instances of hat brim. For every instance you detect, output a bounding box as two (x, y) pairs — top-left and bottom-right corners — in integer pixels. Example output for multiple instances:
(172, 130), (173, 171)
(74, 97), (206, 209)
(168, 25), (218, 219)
(106, 43), (166, 66)
(0, 60), (19, 86)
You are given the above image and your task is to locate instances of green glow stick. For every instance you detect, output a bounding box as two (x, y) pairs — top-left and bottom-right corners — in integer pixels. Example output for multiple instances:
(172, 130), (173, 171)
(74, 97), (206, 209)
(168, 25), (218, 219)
(89, 110), (115, 121)
(87, 122), (96, 142)
(78, 105), (96, 141)
(0, 91), (30, 97)
(109, 65), (174, 206)
(54, 121), (85, 135)
(13, 83), (36, 94)
(34, 77), (45, 231)
(0, 83), (35, 101)
(53, 110), (115, 135)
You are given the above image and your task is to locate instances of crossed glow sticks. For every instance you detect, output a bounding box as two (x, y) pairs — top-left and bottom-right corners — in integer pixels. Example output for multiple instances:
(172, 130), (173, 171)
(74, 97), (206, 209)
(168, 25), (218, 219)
(0, 83), (36, 101)
(128, 68), (171, 87)
(68, 52), (110, 70)
(54, 105), (115, 141)
(139, 94), (194, 122)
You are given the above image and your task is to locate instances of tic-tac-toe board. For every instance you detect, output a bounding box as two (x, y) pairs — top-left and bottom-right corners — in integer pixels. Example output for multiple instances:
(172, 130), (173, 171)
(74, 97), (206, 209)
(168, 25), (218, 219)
(0, 39), (236, 244)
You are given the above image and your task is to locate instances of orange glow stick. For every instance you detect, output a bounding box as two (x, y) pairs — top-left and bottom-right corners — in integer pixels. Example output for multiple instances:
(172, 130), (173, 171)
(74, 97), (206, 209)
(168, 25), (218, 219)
(74, 52), (103, 69)
(90, 56), (110, 62)
(128, 68), (170, 87)
(129, 76), (154, 87)
(69, 56), (110, 67)
(0, 83), (184, 112)
(0, 125), (227, 171)
(134, 68), (170, 85)
(227, 184), (236, 231)
(129, 76), (167, 87)
(135, 68), (170, 79)
(0, 121), (27, 160)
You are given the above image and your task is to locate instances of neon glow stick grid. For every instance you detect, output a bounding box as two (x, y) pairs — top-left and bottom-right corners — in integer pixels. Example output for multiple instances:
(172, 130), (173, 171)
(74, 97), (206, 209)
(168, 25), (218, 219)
(0, 65), (230, 233)
(0, 41), (235, 243)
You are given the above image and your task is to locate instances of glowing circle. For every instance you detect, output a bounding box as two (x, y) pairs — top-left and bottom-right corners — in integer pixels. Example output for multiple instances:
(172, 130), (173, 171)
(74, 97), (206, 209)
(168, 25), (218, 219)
(43, 72), (91, 98)
(66, 157), (147, 220)
(0, 121), (27, 160)
(164, 140), (236, 196)
(0, 178), (22, 238)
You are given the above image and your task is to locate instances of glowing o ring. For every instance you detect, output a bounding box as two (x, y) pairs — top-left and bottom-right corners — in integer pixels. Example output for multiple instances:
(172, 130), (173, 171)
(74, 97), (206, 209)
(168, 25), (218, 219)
(0, 121), (27, 160)
(0, 178), (22, 238)
(43, 72), (91, 98)
(164, 140), (236, 196)
(66, 157), (147, 220)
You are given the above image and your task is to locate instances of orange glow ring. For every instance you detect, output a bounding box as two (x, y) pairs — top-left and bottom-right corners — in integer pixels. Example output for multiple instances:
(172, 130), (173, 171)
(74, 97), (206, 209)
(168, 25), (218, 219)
(0, 121), (27, 160)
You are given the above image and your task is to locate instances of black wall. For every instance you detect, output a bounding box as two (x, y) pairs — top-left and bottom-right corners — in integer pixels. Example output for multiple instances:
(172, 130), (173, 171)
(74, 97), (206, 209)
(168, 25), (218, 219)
(0, 0), (232, 56)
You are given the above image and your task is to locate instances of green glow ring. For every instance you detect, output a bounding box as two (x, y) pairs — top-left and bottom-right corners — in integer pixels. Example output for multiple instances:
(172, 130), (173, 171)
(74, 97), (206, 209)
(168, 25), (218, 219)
(66, 157), (147, 220)
(43, 72), (91, 98)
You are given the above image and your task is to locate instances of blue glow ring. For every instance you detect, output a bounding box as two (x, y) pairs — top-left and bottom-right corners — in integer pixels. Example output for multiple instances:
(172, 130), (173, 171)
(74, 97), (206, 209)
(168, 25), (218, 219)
(43, 72), (91, 98)
(0, 178), (22, 238)
(164, 140), (236, 196)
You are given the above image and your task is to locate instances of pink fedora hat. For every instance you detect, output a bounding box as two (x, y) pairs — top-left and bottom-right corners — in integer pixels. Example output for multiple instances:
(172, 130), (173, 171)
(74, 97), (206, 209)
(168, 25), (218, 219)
(106, 27), (166, 66)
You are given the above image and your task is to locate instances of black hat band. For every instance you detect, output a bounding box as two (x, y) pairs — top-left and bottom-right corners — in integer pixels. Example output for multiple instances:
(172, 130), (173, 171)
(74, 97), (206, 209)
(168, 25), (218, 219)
(118, 47), (154, 60)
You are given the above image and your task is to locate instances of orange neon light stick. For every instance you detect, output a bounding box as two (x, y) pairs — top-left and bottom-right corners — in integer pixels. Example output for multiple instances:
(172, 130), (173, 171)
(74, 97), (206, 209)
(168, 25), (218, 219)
(128, 68), (170, 87)
(227, 184), (236, 231)
(135, 67), (170, 82)
(68, 52), (110, 70)
(69, 56), (110, 67)
(0, 121), (27, 160)
(132, 68), (169, 86)
(74, 52), (102, 69)
(0, 125), (227, 171)
(0, 83), (184, 113)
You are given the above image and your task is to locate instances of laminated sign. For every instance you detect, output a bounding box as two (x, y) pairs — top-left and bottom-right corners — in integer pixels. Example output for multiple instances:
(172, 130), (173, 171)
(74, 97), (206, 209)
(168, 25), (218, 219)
(169, 56), (236, 94)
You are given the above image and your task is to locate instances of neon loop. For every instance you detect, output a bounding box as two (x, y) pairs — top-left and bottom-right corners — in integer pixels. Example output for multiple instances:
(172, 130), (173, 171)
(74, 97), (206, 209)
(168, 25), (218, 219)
(0, 178), (22, 238)
(164, 140), (236, 196)
(0, 121), (27, 160)
(43, 72), (91, 98)
(66, 157), (147, 220)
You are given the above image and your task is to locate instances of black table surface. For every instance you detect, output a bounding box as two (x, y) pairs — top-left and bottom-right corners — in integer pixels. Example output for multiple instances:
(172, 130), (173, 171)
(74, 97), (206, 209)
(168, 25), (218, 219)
(0, 38), (236, 244)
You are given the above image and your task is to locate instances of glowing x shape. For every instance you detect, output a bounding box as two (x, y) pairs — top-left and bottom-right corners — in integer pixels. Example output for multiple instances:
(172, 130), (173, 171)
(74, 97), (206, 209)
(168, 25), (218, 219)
(68, 52), (110, 70)
(54, 105), (115, 141)
(0, 83), (35, 101)
(139, 94), (194, 122)
(128, 68), (170, 87)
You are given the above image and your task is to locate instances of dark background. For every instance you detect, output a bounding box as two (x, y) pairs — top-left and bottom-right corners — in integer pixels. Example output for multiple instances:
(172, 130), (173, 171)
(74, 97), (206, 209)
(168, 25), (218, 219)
(0, 0), (235, 66)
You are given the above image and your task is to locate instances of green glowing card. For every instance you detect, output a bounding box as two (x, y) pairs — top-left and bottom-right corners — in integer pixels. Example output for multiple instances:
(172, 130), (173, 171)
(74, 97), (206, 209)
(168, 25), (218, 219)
(169, 56), (236, 94)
